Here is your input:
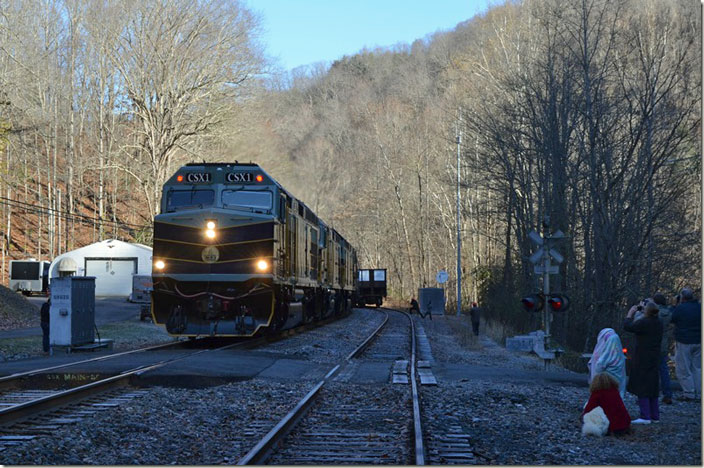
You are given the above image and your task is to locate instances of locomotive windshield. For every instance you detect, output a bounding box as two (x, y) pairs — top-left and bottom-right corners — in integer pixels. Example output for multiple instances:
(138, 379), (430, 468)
(222, 190), (272, 210)
(166, 189), (215, 211)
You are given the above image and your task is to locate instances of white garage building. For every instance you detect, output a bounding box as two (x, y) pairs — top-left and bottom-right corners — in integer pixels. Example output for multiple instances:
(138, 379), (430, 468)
(48, 239), (153, 297)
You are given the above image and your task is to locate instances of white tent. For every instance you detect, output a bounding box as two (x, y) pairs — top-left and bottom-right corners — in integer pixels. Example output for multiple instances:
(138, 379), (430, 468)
(48, 239), (152, 297)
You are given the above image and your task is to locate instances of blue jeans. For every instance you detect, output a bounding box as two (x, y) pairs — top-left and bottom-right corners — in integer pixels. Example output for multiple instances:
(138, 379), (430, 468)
(660, 355), (672, 399)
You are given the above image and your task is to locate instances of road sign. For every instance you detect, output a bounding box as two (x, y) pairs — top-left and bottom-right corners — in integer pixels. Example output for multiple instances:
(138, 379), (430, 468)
(534, 265), (559, 275)
(548, 248), (564, 264)
(529, 248), (544, 264)
(528, 230), (544, 246)
(530, 247), (564, 265)
(436, 270), (449, 284)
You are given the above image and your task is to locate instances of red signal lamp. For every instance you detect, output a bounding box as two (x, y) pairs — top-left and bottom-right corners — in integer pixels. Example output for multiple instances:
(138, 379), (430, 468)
(255, 174), (264, 182)
(547, 294), (570, 312)
(176, 174), (184, 182)
(622, 348), (628, 354)
(521, 294), (544, 312)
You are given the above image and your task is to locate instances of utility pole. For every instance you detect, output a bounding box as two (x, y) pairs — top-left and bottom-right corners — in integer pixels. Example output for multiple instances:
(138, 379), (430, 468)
(456, 109), (462, 317)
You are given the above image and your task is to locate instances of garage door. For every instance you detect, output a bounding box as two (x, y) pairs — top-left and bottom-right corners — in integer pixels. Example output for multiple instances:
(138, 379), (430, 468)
(85, 258), (137, 296)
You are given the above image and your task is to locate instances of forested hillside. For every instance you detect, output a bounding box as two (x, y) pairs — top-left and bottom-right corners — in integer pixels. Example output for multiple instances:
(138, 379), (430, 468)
(0, 0), (700, 352)
(252, 0), (702, 351)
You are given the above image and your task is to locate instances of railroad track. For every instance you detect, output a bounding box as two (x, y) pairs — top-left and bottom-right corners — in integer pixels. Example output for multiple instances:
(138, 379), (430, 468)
(0, 311), (356, 451)
(238, 307), (426, 465)
(0, 310), (351, 392)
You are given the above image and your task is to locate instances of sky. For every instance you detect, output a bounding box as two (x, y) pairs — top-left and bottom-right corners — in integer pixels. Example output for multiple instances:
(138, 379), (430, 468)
(246, 0), (493, 72)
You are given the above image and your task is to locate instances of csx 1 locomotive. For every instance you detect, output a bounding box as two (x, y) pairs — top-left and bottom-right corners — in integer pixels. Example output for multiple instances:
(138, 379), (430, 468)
(151, 162), (358, 337)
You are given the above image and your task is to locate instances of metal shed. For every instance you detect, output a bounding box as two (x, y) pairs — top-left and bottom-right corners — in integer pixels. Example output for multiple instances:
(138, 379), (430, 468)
(48, 239), (153, 297)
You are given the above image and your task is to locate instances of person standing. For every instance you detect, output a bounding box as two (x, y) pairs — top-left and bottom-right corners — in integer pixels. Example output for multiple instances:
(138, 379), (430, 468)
(40, 295), (51, 353)
(422, 300), (433, 320)
(409, 298), (420, 316)
(652, 293), (674, 404)
(470, 302), (481, 336)
(670, 287), (701, 401)
(624, 300), (663, 424)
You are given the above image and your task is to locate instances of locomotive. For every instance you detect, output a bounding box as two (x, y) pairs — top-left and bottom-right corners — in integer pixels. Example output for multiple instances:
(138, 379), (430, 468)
(150, 162), (358, 337)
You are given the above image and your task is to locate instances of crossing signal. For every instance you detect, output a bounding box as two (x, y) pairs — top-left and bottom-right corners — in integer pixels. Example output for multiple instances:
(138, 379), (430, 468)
(547, 294), (570, 312)
(521, 294), (544, 312)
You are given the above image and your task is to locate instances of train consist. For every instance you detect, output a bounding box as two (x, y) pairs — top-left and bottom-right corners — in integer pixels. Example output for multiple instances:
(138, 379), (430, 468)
(150, 162), (358, 337)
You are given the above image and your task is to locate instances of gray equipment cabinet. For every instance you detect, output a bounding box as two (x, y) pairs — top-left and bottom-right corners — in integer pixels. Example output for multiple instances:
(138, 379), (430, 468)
(49, 276), (96, 348)
(418, 287), (445, 317)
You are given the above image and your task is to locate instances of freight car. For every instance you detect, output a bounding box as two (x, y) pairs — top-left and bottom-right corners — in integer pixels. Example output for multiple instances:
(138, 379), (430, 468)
(150, 162), (357, 337)
(355, 268), (387, 307)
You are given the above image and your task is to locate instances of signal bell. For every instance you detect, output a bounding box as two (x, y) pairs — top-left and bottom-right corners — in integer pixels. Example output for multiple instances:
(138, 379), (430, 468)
(521, 293), (544, 312)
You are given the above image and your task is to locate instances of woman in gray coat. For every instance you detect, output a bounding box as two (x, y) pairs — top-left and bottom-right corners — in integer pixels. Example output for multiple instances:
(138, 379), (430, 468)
(623, 300), (663, 424)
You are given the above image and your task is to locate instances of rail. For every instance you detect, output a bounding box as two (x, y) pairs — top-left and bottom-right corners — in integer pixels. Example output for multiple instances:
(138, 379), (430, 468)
(0, 338), (250, 426)
(238, 307), (426, 465)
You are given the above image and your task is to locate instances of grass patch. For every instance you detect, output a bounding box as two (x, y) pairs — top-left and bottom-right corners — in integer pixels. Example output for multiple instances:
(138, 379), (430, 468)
(0, 335), (43, 360)
(423, 314), (482, 351)
(0, 319), (176, 361)
(95, 319), (175, 350)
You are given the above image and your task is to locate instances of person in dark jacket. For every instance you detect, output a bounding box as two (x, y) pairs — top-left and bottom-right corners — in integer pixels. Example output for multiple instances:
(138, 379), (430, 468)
(671, 287), (701, 400)
(409, 298), (420, 316)
(40, 296), (50, 353)
(652, 293), (674, 404)
(624, 300), (663, 424)
(469, 302), (481, 336)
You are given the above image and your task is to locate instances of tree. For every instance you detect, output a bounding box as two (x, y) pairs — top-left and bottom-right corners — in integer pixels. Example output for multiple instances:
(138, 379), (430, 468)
(98, 0), (265, 217)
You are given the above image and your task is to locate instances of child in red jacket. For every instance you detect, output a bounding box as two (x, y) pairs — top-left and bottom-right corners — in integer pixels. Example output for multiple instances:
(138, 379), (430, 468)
(582, 373), (632, 435)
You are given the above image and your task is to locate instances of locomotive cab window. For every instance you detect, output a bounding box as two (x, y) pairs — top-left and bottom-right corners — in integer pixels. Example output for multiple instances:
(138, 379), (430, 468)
(222, 189), (272, 211)
(166, 189), (215, 212)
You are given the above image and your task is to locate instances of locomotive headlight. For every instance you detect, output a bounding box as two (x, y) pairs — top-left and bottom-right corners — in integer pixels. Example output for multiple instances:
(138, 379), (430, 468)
(256, 259), (269, 271)
(205, 220), (217, 239)
(155, 260), (165, 270)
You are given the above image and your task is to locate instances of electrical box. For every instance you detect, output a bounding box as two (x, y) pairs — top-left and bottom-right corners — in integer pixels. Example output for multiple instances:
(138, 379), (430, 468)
(50, 276), (96, 347)
(418, 287), (445, 317)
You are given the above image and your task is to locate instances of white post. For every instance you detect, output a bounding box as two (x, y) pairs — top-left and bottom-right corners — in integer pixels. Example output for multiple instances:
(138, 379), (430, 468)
(456, 111), (462, 317)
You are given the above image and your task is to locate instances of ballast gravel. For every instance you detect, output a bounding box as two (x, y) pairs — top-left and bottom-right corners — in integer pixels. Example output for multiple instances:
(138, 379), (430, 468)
(418, 315), (701, 466)
(1, 310), (699, 465)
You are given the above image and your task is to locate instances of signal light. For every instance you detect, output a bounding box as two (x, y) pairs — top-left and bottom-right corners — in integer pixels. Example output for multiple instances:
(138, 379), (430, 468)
(622, 348), (628, 354)
(521, 293), (544, 312)
(547, 294), (570, 312)
(256, 259), (269, 271)
(155, 260), (165, 270)
(176, 175), (183, 182)
(255, 174), (263, 182)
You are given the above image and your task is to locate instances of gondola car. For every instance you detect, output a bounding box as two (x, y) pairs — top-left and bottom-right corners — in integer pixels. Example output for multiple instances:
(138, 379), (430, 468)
(151, 162), (357, 337)
(355, 268), (387, 307)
